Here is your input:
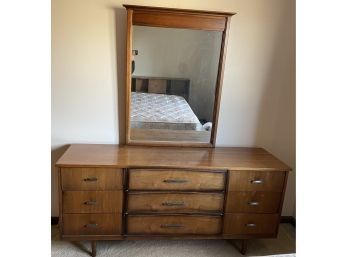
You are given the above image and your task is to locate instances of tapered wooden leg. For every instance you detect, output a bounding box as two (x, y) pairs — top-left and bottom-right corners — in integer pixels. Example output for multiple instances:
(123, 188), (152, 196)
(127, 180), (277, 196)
(230, 239), (248, 255)
(91, 241), (96, 257)
(240, 240), (247, 255)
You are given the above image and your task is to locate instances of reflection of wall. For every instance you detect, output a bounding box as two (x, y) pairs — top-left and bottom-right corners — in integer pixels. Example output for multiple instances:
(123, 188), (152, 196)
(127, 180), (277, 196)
(52, 0), (295, 219)
(133, 26), (221, 121)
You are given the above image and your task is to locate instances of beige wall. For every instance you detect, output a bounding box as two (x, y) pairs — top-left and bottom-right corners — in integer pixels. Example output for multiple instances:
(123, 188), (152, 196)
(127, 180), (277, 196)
(52, 0), (295, 217)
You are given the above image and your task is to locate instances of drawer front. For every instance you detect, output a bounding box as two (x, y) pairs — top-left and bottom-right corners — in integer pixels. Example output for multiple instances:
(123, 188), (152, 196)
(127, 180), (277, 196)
(63, 214), (122, 235)
(128, 169), (225, 190)
(127, 192), (224, 213)
(225, 192), (282, 213)
(228, 171), (285, 192)
(127, 215), (222, 235)
(61, 167), (123, 190)
(223, 214), (279, 235)
(63, 191), (123, 214)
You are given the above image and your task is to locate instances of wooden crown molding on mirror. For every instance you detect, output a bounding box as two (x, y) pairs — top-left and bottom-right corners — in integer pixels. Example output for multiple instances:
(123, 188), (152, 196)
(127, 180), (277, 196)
(123, 5), (236, 147)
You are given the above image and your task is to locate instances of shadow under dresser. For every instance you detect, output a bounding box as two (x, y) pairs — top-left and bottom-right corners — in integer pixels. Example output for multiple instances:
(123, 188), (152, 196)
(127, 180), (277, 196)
(56, 144), (291, 256)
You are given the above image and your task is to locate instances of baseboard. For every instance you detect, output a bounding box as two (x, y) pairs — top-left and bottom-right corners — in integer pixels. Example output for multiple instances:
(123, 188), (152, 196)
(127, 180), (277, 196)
(280, 216), (296, 227)
(51, 216), (59, 225)
(51, 216), (296, 227)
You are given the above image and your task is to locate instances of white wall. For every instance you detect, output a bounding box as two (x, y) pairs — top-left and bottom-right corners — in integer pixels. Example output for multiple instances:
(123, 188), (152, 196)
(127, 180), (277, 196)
(52, 0), (295, 217)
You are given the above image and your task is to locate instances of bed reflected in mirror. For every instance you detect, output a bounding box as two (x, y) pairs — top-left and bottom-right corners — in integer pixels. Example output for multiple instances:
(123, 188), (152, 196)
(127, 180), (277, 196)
(129, 26), (223, 144)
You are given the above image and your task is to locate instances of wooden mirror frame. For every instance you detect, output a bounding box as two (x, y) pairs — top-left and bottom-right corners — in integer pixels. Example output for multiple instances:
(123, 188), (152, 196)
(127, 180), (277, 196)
(124, 5), (236, 147)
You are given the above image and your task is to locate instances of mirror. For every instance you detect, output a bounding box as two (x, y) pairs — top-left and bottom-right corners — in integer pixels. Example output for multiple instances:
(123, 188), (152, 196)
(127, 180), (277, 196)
(124, 5), (234, 147)
(129, 26), (223, 145)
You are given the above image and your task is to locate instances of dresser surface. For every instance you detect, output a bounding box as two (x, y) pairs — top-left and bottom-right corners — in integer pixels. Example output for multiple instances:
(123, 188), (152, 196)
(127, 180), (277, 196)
(56, 144), (291, 255)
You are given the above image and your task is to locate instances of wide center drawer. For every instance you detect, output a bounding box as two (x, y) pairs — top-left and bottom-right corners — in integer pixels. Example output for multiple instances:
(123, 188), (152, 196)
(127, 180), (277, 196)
(63, 191), (123, 213)
(127, 215), (222, 235)
(128, 169), (225, 190)
(61, 167), (123, 190)
(127, 192), (224, 213)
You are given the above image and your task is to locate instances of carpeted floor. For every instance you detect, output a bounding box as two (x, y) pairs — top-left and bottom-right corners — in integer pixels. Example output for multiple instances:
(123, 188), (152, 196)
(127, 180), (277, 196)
(51, 224), (295, 257)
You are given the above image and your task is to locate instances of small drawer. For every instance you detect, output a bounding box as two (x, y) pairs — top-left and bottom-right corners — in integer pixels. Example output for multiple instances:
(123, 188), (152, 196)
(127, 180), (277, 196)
(225, 192), (282, 213)
(128, 169), (225, 191)
(61, 167), (123, 190)
(127, 215), (222, 235)
(63, 191), (123, 214)
(63, 214), (122, 235)
(228, 171), (285, 192)
(223, 213), (279, 235)
(127, 192), (224, 213)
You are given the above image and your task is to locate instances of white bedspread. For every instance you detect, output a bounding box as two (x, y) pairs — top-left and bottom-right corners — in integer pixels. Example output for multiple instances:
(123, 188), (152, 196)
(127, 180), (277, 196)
(131, 92), (202, 130)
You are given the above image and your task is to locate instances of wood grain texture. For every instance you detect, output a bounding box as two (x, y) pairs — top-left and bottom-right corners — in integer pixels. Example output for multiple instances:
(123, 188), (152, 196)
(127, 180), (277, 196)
(123, 5), (236, 16)
(56, 145), (291, 172)
(228, 170), (286, 192)
(223, 214), (278, 235)
(128, 169), (225, 190)
(127, 215), (222, 235)
(127, 192), (224, 213)
(132, 11), (226, 31)
(63, 214), (122, 235)
(225, 191), (282, 213)
(61, 167), (123, 190)
(63, 191), (123, 214)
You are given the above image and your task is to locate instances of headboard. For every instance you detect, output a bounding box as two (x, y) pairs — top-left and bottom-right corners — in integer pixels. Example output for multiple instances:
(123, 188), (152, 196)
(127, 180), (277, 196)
(131, 76), (190, 101)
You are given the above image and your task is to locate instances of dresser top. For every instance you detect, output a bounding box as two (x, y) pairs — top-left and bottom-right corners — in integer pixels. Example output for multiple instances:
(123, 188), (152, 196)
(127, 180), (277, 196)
(56, 144), (291, 171)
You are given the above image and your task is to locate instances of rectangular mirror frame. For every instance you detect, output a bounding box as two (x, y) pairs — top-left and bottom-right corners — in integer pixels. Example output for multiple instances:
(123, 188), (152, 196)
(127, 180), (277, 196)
(124, 5), (236, 147)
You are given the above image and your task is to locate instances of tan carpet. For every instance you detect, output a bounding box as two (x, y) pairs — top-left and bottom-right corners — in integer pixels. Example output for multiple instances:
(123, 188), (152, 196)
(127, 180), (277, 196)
(51, 224), (295, 257)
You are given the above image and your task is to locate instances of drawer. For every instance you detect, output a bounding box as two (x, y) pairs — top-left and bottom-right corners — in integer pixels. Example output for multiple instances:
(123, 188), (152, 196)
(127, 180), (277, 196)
(61, 167), (123, 190)
(127, 192), (224, 213)
(63, 191), (123, 213)
(228, 171), (285, 192)
(63, 214), (122, 235)
(127, 215), (222, 235)
(223, 213), (279, 235)
(225, 192), (282, 213)
(128, 169), (225, 190)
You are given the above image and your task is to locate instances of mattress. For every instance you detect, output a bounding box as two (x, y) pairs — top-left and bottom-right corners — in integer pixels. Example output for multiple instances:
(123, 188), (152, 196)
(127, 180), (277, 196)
(131, 92), (203, 130)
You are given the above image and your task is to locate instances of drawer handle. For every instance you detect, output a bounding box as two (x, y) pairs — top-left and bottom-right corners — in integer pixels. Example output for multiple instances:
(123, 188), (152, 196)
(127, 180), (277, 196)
(250, 179), (263, 184)
(246, 223), (257, 227)
(160, 224), (184, 228)
(84, 177), (98, 182)
(85, 223), (98, 228)
(248, 201), (260, 206)
(162, 201), (185, 206)
(163, 179), (188, 184)
(84, 200), (97, 205)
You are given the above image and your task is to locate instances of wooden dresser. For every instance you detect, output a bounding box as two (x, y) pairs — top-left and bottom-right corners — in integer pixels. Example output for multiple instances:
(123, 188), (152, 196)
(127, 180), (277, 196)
(56, 144), (291, 256)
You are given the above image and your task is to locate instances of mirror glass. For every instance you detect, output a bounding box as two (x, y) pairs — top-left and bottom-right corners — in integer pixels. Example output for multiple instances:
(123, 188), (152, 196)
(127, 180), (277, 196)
(130, 25), (222, 144)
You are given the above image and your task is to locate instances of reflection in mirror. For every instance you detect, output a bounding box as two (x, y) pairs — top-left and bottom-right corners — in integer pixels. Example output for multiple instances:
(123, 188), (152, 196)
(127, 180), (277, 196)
(130, 26), (222, 144)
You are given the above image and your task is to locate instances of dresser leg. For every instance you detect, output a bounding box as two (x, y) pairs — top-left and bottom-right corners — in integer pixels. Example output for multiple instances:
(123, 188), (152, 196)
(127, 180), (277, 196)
(231, 239), (247, 255)
(91, 241), (96, 257)
(240, 240), (247, 255)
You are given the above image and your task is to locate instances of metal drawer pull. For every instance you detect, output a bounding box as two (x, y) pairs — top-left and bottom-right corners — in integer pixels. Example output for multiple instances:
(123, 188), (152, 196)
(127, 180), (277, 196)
(160, 224), (184, 228)
(248, 201), (260, 206)
(246, 223), (257, 227)
(84, 177), (98, 182)
(85, 223), (98, 228)
(84, 200), (97, 205)
(163, 179), (188, 184)
(251, 179), (263, 184)
(162, 201), (185, 206)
